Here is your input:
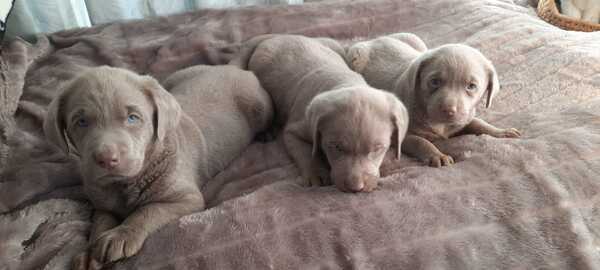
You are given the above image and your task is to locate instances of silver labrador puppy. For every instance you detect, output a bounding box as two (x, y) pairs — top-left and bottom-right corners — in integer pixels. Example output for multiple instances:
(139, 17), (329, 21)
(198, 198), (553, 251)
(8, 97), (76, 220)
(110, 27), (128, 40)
(232, 34), (408, 193)
(348, 33), (521, 167)
(43, 65), (273, 269)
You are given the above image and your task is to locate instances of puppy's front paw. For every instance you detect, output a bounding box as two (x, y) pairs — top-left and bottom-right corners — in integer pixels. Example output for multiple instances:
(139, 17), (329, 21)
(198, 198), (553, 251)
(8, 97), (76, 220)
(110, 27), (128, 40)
(72, 251), (103, 270)
(492, 128), (522, 138)
(302, 160), (331, 187)
(90, 225), (146, 265)
(305, 175), (324, 187)
(305, 170), (331, 187)
(72, 251), (90, 270)
(426, 153), (454, 167)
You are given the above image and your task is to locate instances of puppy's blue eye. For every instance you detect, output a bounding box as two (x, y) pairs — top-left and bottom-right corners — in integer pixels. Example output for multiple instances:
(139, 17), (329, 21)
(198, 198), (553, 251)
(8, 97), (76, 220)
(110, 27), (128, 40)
(467, 83), (478, 91)
(76, 118), (89, 128)
(127, 114), (140, 124)
(429, 78), (442, 88)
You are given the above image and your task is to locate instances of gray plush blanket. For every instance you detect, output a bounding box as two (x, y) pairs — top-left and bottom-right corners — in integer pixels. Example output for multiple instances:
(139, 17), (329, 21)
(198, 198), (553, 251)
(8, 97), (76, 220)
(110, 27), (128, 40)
(2, 0), (600, 269)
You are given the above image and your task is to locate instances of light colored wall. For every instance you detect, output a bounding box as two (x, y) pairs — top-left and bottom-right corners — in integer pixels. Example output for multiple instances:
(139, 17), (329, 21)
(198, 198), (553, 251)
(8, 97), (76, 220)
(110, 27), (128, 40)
(6, 0), (303, 41)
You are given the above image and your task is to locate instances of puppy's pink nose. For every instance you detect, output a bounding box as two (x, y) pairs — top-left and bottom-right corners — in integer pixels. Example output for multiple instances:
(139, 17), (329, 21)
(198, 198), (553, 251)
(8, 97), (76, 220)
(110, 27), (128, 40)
(442, 106), (457, 117)
(94, 147), (120, 170)
(346, 180), (365, 193)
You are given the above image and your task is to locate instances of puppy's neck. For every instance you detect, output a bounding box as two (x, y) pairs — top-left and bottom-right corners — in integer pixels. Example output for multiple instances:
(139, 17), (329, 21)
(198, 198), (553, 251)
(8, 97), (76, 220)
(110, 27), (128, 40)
(122, 136), (179, 207)
(410, 108), (473, 140)
(85, 137), (179, 218)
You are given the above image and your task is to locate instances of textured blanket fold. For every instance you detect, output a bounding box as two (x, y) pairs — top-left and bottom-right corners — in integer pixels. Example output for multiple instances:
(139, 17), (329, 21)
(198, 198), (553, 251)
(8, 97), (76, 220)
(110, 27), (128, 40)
(2, 0), (600, 269)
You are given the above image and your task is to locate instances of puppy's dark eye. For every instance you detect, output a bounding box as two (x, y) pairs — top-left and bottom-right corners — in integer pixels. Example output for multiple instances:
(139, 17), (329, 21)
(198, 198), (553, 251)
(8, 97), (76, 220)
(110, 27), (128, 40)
(429, 78), (442, 89)
(329, 143), (346, 154)
(127, 114), (141, 124)
(368, 146), (385, 160)
(467, 83), (478, 92)
(76, 118), (89, 128)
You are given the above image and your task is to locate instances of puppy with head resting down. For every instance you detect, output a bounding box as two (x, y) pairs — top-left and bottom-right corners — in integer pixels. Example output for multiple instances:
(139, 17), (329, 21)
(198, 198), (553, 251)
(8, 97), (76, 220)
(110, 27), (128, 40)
(43, 65), (273, 269)
(347, 33), (521, 167)
(230, 34), (409, 193)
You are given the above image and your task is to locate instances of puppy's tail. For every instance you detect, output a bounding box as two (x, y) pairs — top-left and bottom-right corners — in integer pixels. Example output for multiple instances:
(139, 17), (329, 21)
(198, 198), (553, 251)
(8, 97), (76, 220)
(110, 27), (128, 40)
(228, 34), (277, 70)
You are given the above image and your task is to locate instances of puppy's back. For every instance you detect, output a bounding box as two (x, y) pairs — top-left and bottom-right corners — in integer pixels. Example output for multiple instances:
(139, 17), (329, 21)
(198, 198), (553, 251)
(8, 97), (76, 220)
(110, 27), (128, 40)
(164, 65), (273, 175)
(247, 35), (365, 123)
(167, 65), (271, 128)
(347, 34), (425, 91)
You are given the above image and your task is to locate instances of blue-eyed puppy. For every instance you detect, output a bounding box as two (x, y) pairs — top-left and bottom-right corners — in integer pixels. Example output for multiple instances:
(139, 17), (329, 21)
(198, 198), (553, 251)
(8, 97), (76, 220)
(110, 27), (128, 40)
(44, 65), (273, 269)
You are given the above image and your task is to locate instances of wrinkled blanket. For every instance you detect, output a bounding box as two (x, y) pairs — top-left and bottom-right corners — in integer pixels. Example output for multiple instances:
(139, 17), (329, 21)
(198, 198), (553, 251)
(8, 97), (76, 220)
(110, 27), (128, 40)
(2, 0), (600, 269)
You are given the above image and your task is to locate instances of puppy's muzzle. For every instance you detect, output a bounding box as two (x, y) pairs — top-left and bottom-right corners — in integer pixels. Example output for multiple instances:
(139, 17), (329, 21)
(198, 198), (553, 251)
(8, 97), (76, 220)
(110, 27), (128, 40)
(345, 172), (378, 193)
(93, 144), (121, 170)
(441, 105), (458, 117)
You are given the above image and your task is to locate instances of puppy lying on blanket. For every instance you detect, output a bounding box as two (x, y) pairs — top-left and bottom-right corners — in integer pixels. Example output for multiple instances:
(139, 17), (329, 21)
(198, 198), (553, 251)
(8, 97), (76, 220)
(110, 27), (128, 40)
(43, 65), (273, 269)
(347, 33), (521, 167)
(232, 34), (409, 193)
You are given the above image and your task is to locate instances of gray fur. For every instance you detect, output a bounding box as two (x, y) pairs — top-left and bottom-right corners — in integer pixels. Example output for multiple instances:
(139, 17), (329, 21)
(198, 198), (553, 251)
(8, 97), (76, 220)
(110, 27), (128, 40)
(347, 34), (521, 167)
(43, 65), (273, 269)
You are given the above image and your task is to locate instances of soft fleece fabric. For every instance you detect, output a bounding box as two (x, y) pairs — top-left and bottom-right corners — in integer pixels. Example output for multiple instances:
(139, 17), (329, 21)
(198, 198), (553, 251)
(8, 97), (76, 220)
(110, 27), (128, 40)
(1, 0), (600, 269)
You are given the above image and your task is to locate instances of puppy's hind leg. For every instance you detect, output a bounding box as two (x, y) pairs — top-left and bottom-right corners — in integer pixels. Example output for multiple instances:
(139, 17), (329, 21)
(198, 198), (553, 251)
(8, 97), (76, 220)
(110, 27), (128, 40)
(387, 33), (428, 52)
(315, 38), (346, 59)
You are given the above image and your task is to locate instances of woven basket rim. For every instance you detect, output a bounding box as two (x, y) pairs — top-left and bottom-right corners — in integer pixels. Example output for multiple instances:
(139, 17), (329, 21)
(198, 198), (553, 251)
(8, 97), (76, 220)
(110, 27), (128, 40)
(537, 0), (600, 32)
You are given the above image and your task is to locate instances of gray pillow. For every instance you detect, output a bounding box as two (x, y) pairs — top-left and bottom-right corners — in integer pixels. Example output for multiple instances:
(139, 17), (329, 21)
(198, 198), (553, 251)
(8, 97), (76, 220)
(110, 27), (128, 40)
(0, 0), (16, 45)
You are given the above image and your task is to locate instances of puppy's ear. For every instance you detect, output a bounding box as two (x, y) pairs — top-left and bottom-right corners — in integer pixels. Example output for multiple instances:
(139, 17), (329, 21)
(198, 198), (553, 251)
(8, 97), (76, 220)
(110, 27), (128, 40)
(43, 83), (73, 154)
(306, 95), (336, 158)
(386, 93), (409, 160)
(396, 53), (430, 103)
(140, 76), (182, 143)
(484, 61), (500, 108)
(346, 43), (371, 74)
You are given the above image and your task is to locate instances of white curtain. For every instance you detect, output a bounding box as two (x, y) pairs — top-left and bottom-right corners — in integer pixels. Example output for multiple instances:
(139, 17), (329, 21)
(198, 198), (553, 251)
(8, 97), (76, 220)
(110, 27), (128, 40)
(6, 0), (303, 41)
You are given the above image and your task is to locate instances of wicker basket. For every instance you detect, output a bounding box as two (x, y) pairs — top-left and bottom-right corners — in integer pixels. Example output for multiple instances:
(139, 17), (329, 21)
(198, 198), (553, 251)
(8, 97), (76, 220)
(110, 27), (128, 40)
(537, 0), (600, 32)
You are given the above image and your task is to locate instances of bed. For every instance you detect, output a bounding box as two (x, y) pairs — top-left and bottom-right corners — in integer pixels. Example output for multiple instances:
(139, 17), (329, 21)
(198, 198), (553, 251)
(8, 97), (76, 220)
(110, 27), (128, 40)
(1, 0), (600, 269)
